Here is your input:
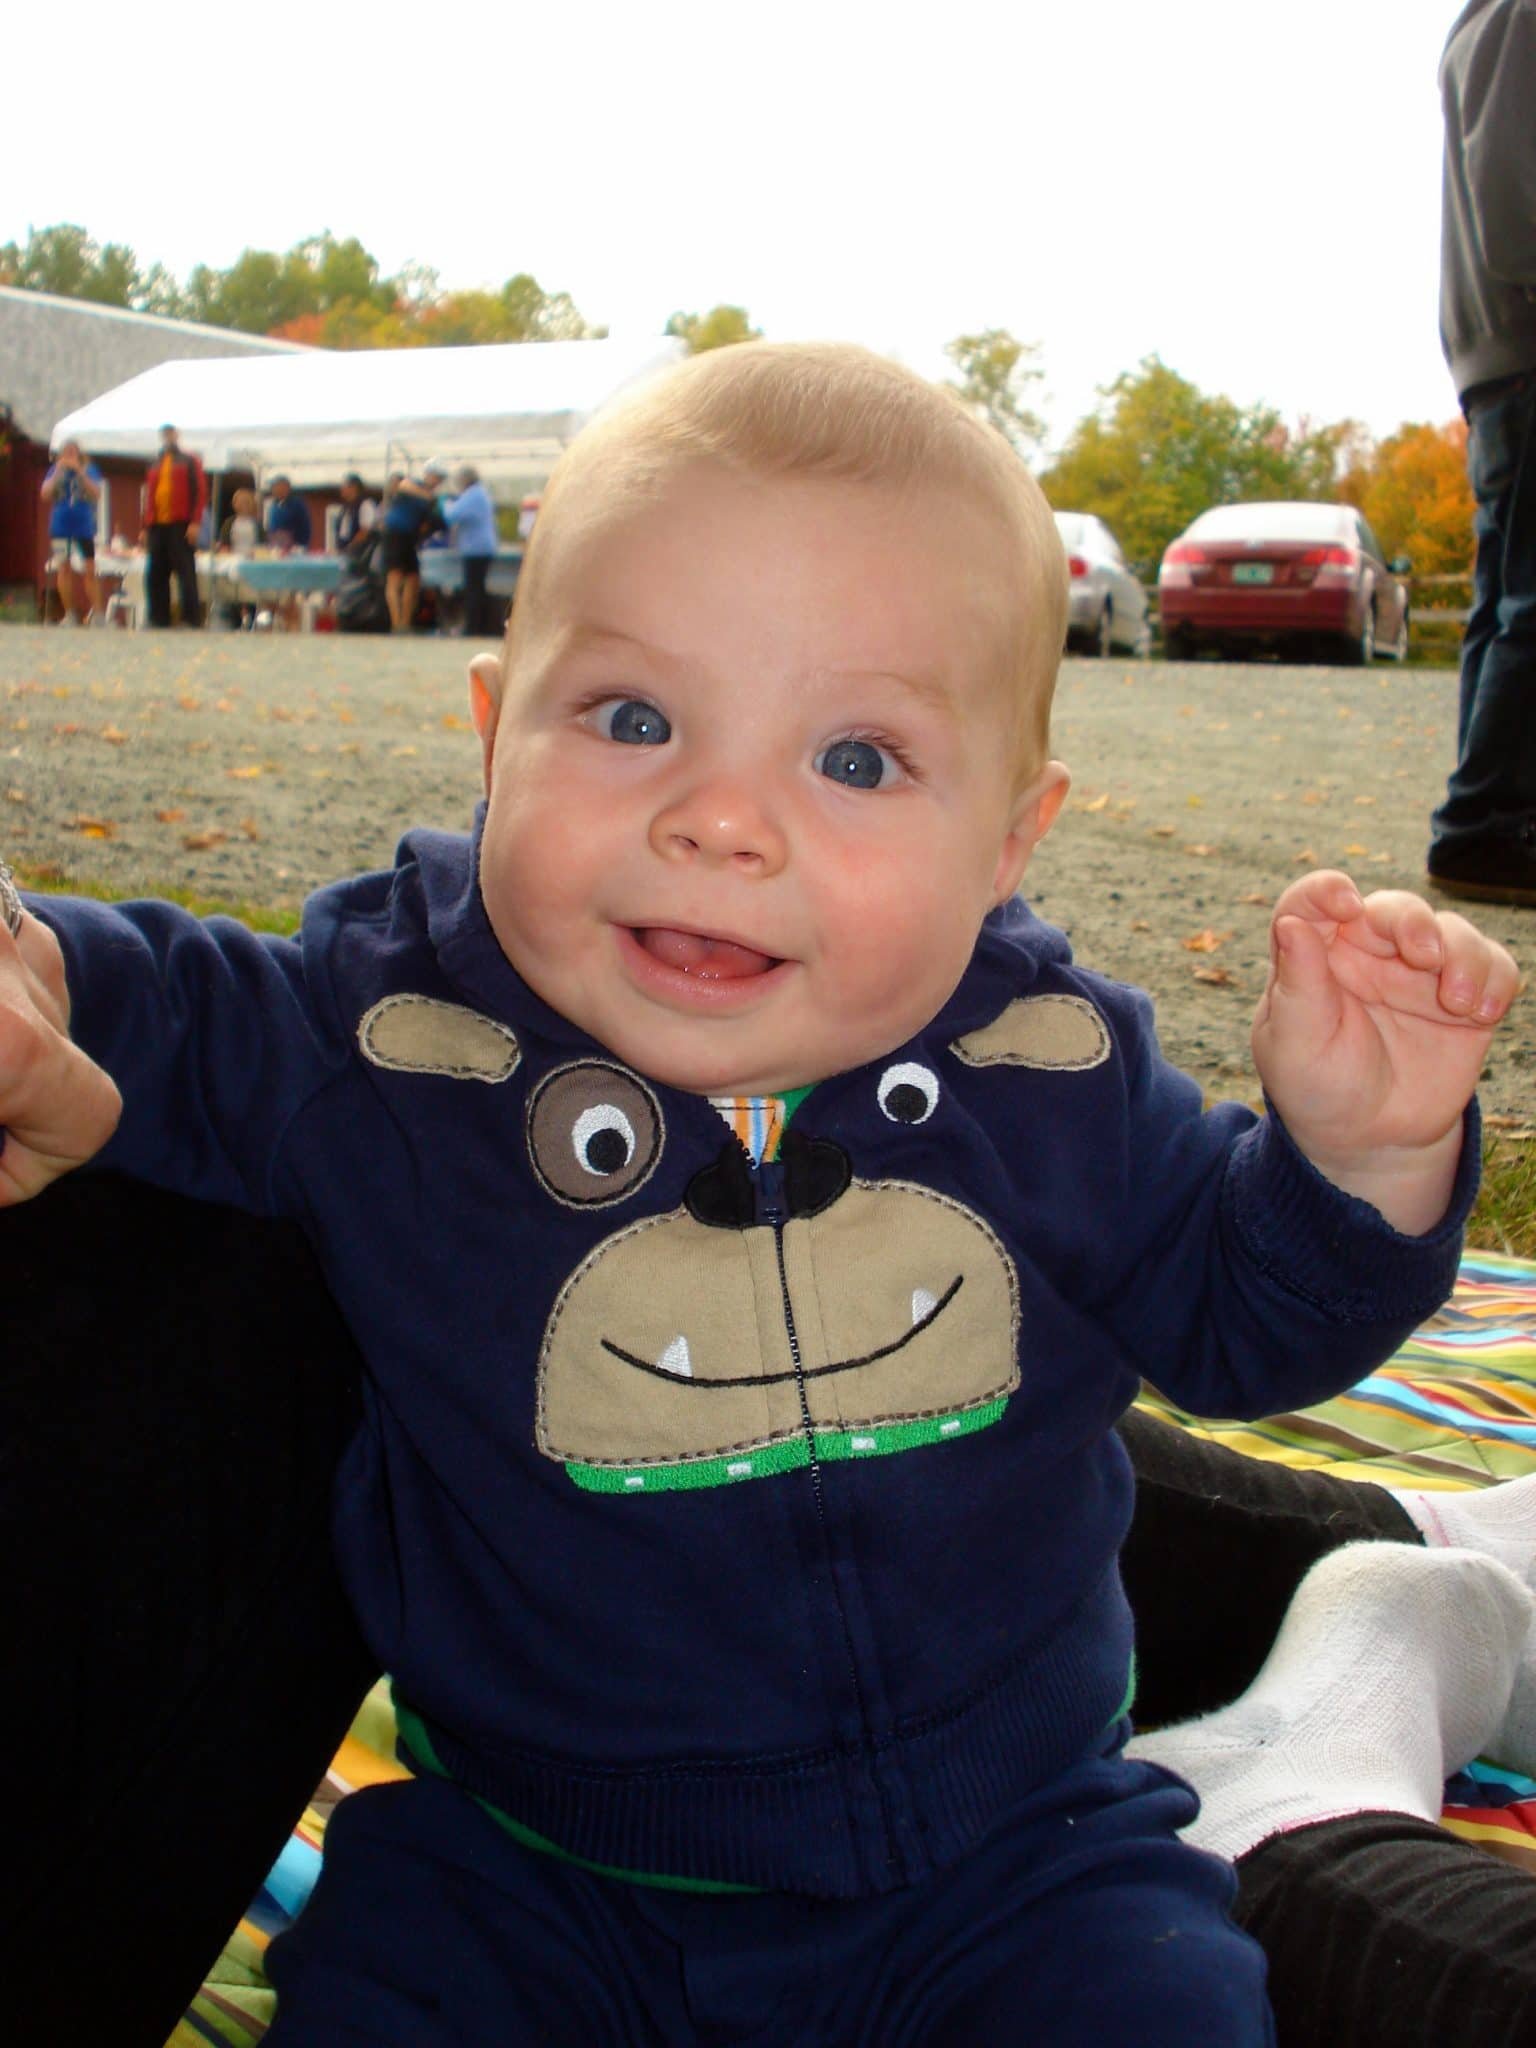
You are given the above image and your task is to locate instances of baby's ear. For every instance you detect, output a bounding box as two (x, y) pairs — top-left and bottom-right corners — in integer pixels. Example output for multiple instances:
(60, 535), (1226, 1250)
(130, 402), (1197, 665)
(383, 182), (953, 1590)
(991, 760), (1070, 907)
(468, 653), (505, 792)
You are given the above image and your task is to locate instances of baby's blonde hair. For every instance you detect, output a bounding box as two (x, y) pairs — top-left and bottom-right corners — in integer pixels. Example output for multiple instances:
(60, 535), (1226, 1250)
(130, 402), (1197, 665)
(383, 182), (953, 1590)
(509, 341), (1067, 775)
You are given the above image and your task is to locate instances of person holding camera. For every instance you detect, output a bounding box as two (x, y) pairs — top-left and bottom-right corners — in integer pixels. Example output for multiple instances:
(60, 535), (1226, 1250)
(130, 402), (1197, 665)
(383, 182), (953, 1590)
(41, 440), (104, 625)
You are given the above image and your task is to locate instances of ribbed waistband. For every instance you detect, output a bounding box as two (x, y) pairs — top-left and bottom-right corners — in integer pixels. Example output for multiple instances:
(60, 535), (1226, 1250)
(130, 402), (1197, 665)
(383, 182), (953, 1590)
(397, 1570), (1135, 1899)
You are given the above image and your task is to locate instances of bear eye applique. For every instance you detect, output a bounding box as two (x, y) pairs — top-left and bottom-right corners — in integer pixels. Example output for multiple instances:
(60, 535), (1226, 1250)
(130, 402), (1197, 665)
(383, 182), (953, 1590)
(877, 1061), (940, 1125)
(528, 1063), (664, 1207)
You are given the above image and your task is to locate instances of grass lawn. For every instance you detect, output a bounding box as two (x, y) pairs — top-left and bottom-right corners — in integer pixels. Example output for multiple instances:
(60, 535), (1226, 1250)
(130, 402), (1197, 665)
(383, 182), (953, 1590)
(16, 861), (1534, 1261)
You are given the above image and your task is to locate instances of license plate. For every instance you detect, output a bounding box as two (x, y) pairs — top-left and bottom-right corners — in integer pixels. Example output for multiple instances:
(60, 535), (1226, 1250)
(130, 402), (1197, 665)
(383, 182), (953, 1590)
(1232, 562), (1274, 585)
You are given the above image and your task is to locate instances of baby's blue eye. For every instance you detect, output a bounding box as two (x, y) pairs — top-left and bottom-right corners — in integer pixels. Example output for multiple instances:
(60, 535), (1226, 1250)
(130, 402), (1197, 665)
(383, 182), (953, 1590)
(818, 739), (892, 790)
(602, 699), (671, 746)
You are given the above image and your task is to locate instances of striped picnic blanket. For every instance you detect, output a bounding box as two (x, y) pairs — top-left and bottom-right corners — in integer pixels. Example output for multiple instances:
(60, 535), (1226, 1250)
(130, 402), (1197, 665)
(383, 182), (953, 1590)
(168, 1251), (1536, 2045)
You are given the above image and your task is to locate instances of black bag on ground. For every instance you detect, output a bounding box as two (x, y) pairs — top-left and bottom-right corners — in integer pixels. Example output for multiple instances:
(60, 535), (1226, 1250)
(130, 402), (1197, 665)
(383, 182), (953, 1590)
(336, 533), (390, 634)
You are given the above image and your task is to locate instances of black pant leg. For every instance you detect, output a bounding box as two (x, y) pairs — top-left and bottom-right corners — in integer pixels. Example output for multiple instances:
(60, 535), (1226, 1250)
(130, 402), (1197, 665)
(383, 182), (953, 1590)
(0, 1174), (379, 2046)
(173, 527), (203, 626)
(1119, 1406), (1420, 1726)
(145, 525), (174, 627)
(1236, 1814), (1536, 2047)
(463, 555), (492, 635)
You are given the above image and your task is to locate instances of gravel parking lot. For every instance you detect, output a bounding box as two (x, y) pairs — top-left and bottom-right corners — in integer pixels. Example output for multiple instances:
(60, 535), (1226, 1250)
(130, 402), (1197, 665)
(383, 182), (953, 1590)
(6, 625), (1532, 1117)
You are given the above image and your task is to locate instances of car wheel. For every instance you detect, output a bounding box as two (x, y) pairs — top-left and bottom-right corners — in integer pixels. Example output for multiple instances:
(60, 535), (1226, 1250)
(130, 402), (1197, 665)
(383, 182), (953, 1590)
(1091, 605), (1114, 658)
(1131, 619), (1153, 659)
(1163, 625), (1193, 662)
(1386, 607), (1410, 662)
(1338, 604), (1376, 667)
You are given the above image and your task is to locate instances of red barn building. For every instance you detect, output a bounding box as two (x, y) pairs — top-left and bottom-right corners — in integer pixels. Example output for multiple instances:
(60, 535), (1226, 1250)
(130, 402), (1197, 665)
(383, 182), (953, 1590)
(0, 286), (300, 606)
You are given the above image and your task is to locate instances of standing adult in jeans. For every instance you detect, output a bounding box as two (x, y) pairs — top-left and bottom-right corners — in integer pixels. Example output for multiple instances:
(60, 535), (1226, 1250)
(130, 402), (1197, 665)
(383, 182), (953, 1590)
(442, 464), (500, 636)
(141, 424), (207, 629)
(1427, 0), (1536, 904)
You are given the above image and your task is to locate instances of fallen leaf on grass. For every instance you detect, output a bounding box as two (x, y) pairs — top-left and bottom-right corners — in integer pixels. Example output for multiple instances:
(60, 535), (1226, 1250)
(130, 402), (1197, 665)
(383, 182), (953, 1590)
(177, 695), (202, 712)
(227, 764), (264, 780)
(390, 745), (419, 758)
(440, 713), (471, 731)
(63, 815), (116, 838)
(1295, 848), (1317, 865)
(1238, 891), (1271, 907)
(1183, 843), (1216, 857)
(99, 726), (129, 745)
(1181, 929), (1230, 953)
(1152, 825), (1176, 838)
(1354, 795), (1377, 806)
(1486, 1114), (1532, 1131)
(1344, 842), (1369, 855)
(1192, 965), (1237, 986)
(52, 722), (81, 736)
(4, 788), (27, 805)
(237, 817), (263, 841)
(182, 828), (228, 852)
(1129, 919), (1151, 931)
(154, 808), (187, 824)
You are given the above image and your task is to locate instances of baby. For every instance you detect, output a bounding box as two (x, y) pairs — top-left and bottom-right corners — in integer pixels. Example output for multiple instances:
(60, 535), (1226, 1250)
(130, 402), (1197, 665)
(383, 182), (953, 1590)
(0, 343), (1520, 2045)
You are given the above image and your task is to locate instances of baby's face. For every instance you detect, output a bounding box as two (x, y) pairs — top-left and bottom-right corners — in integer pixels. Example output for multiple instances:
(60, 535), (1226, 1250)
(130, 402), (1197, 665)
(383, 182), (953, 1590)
(473, 465), (1066, 1096)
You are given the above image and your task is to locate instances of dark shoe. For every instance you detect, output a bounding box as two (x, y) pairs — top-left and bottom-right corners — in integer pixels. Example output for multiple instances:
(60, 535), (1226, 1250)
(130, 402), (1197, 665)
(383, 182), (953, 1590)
(1428, 825), (1536, 906)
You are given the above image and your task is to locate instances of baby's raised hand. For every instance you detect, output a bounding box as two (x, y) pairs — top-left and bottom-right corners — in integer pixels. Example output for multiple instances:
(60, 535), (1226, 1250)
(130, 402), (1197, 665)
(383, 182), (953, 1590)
(0, 901), (120, 1203)
(1250, 869), (1519, 1235)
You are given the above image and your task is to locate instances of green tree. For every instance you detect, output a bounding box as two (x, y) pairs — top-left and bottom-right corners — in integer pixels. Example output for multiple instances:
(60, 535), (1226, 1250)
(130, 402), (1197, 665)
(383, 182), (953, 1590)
(1038, 357), (1345, 571)
(943, 328), (1046, 457)
(665, 305), (762, 353)
(0, 222), (146, 308)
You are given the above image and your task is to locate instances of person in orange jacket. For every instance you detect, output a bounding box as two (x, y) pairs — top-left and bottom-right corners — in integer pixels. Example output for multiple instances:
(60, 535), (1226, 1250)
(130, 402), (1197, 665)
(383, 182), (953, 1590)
(141, 424), (207, 628)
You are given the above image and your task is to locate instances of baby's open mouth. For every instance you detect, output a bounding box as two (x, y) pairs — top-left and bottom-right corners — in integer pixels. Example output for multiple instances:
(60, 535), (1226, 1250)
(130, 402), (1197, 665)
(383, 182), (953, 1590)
(630, 927), (781, 980)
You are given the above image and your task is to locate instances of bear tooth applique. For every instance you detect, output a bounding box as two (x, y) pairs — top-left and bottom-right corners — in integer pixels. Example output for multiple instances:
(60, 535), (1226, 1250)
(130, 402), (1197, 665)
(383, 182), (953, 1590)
(911, 1288), (938, 1326)
(657, 1336), (694, 1378)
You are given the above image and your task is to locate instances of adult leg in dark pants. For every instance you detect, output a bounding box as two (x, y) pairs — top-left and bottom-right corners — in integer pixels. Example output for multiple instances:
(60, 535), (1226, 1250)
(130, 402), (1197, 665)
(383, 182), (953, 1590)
(461, 554), (494, 636)
(145, 523), (203, 628)
(0, 1173), (378, 2047)
(1428, 371), (1536, 897)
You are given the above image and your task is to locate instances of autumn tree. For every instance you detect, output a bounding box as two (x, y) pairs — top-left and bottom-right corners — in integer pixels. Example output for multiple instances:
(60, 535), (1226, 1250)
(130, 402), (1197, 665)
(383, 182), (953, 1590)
(665, 305), (762, 353)
(943, 329), (1046, 458)
(1338, 420), (1473, 578)
(1038, 358), (1347, 570)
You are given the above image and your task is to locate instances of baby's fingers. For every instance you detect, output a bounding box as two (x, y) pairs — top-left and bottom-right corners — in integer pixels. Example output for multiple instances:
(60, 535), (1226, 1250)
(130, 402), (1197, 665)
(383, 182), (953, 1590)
(1353, 891), (1450, 969)
(1433, 914), (1521, 1024)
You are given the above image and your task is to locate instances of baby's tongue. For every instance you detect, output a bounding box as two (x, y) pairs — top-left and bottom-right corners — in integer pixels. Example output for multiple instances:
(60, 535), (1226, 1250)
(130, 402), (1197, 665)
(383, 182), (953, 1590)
(637, 927), (775, 979)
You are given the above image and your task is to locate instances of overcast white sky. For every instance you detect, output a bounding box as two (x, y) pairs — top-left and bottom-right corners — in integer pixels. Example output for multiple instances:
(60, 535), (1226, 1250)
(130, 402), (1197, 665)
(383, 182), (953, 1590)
(4, 0), (1464, 454)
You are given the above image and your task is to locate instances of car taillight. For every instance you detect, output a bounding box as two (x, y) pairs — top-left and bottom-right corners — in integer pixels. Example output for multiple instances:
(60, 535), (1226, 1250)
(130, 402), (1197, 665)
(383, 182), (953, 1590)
(1299, 545), (1356, 568)
(1067, 555), (1089, 579)
(1159, 542), (1207, 588)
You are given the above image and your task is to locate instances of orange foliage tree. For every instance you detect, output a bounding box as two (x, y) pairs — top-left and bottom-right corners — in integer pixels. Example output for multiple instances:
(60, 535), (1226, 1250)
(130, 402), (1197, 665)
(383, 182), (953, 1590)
(1339, 421), (1473, 578)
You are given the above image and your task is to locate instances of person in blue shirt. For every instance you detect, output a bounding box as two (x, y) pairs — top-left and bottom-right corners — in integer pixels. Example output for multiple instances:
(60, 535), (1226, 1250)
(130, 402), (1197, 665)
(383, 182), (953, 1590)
(443, 465), (500, 637)
(40, 440), (104, 624)
(264, 477), (313, 553)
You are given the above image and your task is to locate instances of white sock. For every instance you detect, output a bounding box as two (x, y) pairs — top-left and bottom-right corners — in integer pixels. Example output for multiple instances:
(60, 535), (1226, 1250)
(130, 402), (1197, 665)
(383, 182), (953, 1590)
(1126, 1544), (1532, 1862)
(1389, 1473), (1536, 1594)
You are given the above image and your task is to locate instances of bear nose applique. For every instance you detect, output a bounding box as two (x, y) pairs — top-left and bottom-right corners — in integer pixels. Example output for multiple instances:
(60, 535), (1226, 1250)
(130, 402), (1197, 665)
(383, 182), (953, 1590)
(685, 1129), (852, 1229)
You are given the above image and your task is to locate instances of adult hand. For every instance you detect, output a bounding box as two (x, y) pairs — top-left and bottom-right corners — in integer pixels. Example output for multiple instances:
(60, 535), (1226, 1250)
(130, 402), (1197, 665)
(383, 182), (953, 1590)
(0, 904), (121, 1204)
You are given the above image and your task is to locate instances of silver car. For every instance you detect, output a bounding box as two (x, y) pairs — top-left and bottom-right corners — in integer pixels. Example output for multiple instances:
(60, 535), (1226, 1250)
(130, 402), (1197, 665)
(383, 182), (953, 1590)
(1054, 512), (1152, 658)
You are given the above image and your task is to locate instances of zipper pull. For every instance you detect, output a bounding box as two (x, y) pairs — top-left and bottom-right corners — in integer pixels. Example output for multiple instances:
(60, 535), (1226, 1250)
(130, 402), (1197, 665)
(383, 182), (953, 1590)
(754, 1157), (787, 1227)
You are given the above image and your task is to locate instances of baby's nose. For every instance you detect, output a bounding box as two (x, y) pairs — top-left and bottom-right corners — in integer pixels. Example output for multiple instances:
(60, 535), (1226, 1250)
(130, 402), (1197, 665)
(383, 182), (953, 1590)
(648, 777), (788, 874)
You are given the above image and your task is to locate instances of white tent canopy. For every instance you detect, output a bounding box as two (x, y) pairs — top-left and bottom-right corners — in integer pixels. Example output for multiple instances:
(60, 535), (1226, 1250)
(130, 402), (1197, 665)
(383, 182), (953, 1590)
(49, 335), (686, 490)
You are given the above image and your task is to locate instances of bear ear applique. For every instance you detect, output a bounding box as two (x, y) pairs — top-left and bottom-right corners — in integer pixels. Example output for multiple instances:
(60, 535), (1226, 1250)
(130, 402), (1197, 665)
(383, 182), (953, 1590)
(950, 994), (1109, 1072)
(357, 995), (521, 1083)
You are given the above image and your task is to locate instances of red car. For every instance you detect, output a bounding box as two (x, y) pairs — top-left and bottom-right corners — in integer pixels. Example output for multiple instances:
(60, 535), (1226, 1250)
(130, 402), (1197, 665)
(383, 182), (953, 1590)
(1157, 501), (1411, 665)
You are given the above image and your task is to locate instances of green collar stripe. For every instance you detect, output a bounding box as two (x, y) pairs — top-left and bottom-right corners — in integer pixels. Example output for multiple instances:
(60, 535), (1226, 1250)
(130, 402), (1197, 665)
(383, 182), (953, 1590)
(567, 1397), (1008, 1494)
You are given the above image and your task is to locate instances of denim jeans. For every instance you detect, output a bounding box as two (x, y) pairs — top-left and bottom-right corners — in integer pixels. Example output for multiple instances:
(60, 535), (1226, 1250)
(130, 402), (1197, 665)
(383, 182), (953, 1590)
(1430, 370), (1536, 858)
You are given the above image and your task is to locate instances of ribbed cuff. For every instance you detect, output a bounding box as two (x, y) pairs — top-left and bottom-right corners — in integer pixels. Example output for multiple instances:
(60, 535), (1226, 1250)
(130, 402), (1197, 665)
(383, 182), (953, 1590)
(1225, 1098), (1478, 1327)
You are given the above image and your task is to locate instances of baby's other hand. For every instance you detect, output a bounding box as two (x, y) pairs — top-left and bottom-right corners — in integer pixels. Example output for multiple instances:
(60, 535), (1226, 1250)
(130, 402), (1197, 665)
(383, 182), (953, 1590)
(0, 906), (121, 1203)
(1250, 869), (1519, 1233)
